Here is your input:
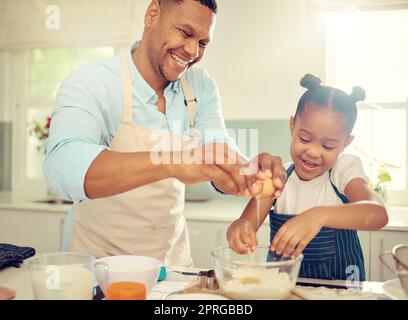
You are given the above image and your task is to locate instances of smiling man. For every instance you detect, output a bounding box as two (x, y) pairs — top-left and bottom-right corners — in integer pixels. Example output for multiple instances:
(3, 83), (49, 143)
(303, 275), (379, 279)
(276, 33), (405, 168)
(43, 0), (286, 266)
(135, 0), (215, 98)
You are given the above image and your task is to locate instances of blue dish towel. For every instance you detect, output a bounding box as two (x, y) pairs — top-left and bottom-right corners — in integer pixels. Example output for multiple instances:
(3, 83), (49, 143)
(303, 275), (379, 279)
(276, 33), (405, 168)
(0, 243), (36, 270)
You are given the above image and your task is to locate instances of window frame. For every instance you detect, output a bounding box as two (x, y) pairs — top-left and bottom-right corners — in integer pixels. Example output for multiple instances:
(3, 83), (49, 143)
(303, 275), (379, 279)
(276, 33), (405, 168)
(325, 11), (408, 206)
(353, 102), (408, 206)
(10, 46), (123, 194)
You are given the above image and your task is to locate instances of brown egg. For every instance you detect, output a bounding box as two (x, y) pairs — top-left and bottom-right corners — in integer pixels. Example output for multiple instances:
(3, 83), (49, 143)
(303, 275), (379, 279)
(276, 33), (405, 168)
(256, 178), (275, 199)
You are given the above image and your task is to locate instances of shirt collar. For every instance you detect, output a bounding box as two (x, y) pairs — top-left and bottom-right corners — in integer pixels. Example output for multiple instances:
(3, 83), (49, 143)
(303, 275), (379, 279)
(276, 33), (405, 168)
(128, 41), (181, 104)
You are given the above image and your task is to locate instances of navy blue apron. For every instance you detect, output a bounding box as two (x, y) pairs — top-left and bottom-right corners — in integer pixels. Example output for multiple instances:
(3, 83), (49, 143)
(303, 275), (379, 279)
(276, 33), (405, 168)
(268, 164), (366, 281)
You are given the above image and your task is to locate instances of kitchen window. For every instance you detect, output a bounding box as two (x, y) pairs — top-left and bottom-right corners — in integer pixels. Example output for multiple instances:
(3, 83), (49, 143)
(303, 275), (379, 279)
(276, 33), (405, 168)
(325, 9), (408, 205)
(11, 47), (117, 192)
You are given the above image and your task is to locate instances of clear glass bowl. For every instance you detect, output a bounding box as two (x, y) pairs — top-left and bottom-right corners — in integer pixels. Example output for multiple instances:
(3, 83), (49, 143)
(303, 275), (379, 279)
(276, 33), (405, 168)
(211, 246), (303, 300)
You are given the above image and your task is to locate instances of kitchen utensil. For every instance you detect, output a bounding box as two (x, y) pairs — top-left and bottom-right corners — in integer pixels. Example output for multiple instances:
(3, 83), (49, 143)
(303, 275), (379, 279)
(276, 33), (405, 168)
(379, 244), (408, 296)
(25, 252), (95, 300)
(196, 269), (219, 290)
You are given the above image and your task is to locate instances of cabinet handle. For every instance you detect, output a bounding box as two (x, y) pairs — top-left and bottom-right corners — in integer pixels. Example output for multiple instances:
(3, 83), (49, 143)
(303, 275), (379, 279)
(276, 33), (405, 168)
(380, 238), (384, 281)
(59, 218), (65, 250)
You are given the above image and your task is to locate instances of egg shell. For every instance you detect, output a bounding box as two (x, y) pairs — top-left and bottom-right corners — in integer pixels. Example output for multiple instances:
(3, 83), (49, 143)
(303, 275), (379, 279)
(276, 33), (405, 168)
(256, 178), (275, 198)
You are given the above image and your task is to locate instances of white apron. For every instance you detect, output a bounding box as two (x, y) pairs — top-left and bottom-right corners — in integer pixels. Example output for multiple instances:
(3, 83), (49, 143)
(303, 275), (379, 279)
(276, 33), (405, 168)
(70, 52), (199, 267)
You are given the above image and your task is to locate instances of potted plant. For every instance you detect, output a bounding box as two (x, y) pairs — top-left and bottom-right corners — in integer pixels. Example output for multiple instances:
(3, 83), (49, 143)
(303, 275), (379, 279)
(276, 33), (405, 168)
(372, 162), (398, 204)
(27, 116), (51, 154)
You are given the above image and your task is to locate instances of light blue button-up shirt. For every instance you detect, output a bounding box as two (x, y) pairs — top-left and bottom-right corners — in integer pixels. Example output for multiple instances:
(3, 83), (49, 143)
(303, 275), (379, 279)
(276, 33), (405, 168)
(43, 42), (236, 203)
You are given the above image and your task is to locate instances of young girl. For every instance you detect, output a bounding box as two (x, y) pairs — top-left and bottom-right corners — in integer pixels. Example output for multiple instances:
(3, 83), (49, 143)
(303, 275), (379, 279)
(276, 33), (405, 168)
(226, 74), (388, 281)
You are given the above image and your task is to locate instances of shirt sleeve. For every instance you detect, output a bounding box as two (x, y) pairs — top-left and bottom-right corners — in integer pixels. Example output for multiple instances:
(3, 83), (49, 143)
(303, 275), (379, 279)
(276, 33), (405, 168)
(43, 68), (110, 202)
(331, 154), (369, 194)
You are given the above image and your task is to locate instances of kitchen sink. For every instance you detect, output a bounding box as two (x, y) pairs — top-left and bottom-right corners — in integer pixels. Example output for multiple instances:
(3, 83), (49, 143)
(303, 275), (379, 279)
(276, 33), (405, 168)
(32, 198), (73, 205)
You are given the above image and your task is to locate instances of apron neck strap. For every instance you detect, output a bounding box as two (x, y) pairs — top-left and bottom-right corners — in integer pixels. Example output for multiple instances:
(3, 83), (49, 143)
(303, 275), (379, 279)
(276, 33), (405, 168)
(120, 50), (134, 124)
(120, 51), (198, 128)
(180, 77), (198, 129)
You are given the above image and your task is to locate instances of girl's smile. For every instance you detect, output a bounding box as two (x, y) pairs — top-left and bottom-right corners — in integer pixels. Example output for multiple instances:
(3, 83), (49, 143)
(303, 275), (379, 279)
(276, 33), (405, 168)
(300, 159), (320, 171)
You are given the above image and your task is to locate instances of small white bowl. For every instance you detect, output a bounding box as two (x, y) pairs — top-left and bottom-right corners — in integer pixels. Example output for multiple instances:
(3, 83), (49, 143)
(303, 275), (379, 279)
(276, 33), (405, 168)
(95, 255), (161, 295)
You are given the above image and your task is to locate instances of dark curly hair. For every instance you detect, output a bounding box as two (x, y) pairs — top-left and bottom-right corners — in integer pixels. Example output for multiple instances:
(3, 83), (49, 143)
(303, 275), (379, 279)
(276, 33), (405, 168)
(159, 0), (217, 13)
(295, 74), (366, 134)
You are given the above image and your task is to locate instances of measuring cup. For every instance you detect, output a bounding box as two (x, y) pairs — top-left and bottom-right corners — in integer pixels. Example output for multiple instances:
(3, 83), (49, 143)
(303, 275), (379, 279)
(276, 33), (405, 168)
(25, 252), (95, 300)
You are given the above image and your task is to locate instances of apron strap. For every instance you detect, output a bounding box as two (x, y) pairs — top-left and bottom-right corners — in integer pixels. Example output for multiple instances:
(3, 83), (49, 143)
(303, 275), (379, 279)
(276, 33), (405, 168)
(274, 163), (349, 204)
(286, 163), (296, 178)
(120, 51), (197, 129)
(329, 169), (350, 204)
(180, 77), (198, 129)
(273, 163), (296, 206)
(120, 50), (134, 124)
(120, 50), (198, 128)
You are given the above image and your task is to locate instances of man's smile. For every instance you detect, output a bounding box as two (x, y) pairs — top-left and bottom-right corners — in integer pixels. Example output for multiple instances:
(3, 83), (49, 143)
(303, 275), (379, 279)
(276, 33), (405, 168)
(170, 52), (191, 68)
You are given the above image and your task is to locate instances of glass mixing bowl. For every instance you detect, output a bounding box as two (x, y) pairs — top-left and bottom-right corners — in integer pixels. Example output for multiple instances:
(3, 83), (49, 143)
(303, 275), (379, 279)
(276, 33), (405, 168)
(211, 246), (303, 300)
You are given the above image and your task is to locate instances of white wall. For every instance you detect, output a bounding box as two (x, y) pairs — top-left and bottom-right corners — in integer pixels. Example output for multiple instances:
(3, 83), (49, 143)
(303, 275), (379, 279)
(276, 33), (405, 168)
(200, 0), (327, 120)
(0, 52), (11, 122)
(133, 1), (327, 120)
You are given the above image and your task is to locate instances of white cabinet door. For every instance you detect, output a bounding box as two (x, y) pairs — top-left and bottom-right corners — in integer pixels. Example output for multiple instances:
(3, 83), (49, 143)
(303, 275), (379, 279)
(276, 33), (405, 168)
(357, 231), (371, 280)
(187, 220), (272, 269)
(370, 230), (408, 282)
(187, 220), (229, 268)
(0, 209), (66, 254)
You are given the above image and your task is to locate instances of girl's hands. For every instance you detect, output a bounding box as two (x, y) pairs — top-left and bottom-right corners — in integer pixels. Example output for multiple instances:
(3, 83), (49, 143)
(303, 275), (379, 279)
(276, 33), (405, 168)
(226, 218), (257, 254)
(270, 208), (326, 259)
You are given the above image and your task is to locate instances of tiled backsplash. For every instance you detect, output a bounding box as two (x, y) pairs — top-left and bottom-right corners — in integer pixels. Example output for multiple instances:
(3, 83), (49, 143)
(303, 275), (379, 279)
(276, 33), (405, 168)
(185, 119), (291, 201)
(0, 121), (12, 190)
(225, 119), (291, 163)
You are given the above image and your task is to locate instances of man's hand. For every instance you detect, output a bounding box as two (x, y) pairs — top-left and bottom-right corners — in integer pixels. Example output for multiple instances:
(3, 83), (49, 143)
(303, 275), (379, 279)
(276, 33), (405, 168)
(169, 144), (286, 198)
(169, 143), (259, 196)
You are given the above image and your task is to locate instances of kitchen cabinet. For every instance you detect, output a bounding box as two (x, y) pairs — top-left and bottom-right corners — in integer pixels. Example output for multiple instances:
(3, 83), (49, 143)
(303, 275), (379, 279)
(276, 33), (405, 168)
(187, 219), (270, 269)
(187, 220), (228, 268)
(0, 208), (66, 254)
(357, 231), (371, 280)
(370, 230), (408, 282)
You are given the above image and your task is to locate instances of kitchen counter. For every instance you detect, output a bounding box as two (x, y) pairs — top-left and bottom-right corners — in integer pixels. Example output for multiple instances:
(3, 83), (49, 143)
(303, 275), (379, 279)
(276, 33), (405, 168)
(0, 191), (71, 213)
(0, 191), (408, 230)
(185, 195), (408, 231)
(0, 264), (390, 300)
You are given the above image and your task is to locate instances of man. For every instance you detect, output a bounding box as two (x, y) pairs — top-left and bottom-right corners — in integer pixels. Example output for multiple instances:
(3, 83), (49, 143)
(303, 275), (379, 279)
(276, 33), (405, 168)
(43, 0), (285, 267)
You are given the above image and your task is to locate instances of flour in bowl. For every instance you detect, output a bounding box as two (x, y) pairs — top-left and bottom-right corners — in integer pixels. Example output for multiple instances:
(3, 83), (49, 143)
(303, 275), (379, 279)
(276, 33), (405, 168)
(219, 267), (293, 300)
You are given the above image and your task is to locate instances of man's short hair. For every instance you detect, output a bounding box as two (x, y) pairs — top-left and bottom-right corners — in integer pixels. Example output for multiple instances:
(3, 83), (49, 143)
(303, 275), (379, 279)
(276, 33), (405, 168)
(159, 0), (217, 14)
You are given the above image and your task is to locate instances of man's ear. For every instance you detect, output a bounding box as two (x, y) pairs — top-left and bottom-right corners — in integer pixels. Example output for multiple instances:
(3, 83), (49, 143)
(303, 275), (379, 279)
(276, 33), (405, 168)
(289, 116), (295, 136)
(145, 0), (161, 28)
